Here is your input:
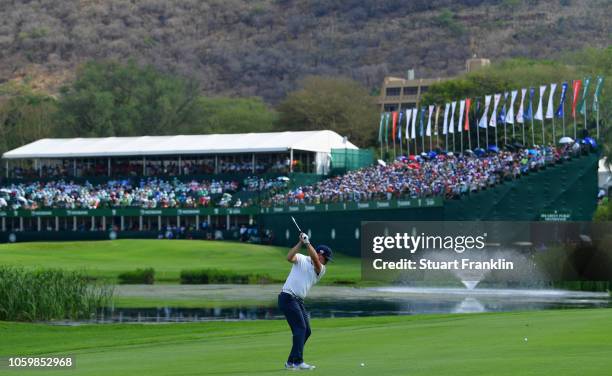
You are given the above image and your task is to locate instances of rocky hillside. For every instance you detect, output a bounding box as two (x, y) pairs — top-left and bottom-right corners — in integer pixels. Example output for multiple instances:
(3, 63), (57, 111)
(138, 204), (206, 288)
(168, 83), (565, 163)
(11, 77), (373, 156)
(0, 0), (609, 102)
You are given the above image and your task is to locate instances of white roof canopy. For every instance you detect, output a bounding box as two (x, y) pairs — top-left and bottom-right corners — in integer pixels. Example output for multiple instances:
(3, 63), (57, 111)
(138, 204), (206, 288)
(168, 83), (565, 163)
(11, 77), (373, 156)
(2, 131), (358, 159)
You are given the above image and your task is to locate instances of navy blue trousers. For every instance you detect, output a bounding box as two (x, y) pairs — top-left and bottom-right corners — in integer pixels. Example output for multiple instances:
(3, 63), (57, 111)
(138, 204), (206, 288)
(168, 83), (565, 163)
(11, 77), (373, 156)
(278, 292), (311, 364)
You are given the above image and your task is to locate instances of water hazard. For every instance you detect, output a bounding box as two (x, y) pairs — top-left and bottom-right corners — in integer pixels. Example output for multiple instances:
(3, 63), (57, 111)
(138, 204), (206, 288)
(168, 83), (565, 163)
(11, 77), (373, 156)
(64, 285), (611, 324)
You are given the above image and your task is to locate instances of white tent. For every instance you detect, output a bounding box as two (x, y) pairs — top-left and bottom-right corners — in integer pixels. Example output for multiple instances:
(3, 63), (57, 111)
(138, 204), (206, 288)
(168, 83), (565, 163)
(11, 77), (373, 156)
(2, 130), (358, 175)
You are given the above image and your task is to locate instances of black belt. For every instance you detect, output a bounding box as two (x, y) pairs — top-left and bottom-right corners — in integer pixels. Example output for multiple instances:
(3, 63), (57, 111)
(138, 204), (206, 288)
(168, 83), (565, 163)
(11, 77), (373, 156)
(280, 291), (304, 304)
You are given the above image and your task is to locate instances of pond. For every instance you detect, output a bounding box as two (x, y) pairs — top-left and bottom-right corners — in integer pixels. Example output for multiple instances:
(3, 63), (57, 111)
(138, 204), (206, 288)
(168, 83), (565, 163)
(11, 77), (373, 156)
(68, 285), (611, 324)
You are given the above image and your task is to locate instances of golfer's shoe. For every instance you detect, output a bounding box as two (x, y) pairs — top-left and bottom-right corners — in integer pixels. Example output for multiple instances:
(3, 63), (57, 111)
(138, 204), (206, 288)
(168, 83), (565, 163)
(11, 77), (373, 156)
(284, 362), (296, 370)
(294, 362), (316, 370)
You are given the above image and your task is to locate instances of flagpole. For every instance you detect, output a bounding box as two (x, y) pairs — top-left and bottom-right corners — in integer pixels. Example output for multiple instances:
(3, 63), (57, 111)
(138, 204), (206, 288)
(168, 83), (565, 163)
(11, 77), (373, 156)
(584, 96), (587, 131)
(485, 123), (489, 149)
(541, 119), (545, 146)
(531, 118), (535, 146)
(522, 121), (525, 146)
(476, 122), (480, 149)
(494, 124), (498, 147)
(573, 115), (577, 140)
(552, 116), (555, 145)
(596, 105), (600, 139)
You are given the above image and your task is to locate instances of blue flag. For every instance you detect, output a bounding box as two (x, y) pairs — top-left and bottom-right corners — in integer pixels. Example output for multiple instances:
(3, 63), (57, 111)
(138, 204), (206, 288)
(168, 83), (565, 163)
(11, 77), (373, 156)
(524, 88), (534, 121)
(419, 106), (425, 136)
(555, 82), (568, 118)
(498, 92), (508, 123)
(397, 111), (403, 141)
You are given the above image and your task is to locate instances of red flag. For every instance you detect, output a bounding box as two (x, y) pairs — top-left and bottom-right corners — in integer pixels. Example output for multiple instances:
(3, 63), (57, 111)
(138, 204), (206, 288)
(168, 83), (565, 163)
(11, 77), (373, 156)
(464, 98), (471, 131)
(392, 111), (398, 139)
(571, 80), (582, 118)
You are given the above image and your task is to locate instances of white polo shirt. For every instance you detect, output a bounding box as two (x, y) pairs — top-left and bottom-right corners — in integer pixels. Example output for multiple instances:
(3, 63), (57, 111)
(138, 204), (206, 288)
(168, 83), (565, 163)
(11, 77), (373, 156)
(282, 253), (325, 299)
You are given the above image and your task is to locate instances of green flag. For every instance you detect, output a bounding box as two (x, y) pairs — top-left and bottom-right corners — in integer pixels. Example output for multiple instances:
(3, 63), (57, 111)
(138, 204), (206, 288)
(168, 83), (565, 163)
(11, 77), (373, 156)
(593, 76), (605, 111)
(378, 113), (385, 144)
(384, 112), (390, 146)
(578, 77), (591, 116)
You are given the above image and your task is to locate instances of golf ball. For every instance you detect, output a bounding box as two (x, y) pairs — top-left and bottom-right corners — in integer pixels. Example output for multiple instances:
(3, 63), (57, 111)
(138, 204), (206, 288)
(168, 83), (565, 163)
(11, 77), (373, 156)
(524, 337), (528, 342)
(361, 363), (365, 367)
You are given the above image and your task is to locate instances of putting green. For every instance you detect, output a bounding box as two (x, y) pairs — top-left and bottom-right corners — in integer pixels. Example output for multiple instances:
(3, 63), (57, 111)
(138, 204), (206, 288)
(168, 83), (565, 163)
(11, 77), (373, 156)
(0, 239), (360, 284)
(0, 309), (610, 375)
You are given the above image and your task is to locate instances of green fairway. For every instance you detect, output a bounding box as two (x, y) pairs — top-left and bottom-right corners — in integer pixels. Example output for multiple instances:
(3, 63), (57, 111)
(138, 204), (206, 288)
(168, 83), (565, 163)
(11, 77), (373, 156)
(0, 240), (360, 284)
(0, 309), (610, 375)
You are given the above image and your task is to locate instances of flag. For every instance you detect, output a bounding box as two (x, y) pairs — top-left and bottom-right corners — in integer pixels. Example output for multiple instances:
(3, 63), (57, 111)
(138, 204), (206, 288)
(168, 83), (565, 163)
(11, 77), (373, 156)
(593, 76), (605, 111)
(426, 105), (434, 136)
(419, 106), (425, 137)
(546, 83), (557, 119)
(384, 112), (390, 144)
(489, 94), (501, 127)
(534, 85), (546, 121)
(434, 105), (441, 136)
(578, 77), (591, 116)
(479, 95), (491, 128)
(449, 101), (456, 134)
(458, 100), (465, 133)
(378, 113), (385, 144)
(464, 98), (471, 131)
(524, 88), (534, 121)
(405, 109), (413, 140)
(397, 111), (403, 141)
(498, 92), (508, 124)
(571, 80), (582, 118)
(392, 111), (398, 140)
(442, 103), (450, 135)
(555, 82), (568, 118)
(506, 90), (517, 124)
(516, 89), (526, 123)
(411, 108), (417, 139)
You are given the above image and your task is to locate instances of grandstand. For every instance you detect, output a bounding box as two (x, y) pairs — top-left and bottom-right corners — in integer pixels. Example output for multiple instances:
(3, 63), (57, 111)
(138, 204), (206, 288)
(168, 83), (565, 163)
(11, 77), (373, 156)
(0, 130), (600, 249)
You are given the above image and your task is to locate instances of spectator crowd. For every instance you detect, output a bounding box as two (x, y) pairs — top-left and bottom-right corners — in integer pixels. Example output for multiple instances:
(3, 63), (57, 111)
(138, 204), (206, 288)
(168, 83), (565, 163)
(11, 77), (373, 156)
(264, 144), (579, 206)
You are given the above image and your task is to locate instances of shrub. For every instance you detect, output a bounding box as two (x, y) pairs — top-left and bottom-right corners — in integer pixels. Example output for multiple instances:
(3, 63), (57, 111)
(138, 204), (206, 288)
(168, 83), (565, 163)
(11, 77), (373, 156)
(118, 268), (155, 284)
(180, 269), (274, 284)
(0, 267), (113, 322)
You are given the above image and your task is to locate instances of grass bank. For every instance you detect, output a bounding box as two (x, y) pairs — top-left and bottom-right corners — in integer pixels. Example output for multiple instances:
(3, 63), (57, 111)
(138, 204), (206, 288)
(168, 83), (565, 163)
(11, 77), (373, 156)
(0, 239), (360, 284)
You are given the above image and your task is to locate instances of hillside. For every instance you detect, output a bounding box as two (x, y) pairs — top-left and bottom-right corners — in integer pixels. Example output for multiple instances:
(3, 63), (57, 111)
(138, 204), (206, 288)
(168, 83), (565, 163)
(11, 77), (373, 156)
(0, 0), (609, 102)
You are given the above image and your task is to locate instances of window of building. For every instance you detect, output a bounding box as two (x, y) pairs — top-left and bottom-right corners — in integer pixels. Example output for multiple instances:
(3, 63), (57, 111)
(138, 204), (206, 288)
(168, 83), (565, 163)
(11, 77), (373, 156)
(385, 87), (401, 97)
(420, 86), (429, 93)
(383, 104), (399, 112)
(402, 87), (418, 96)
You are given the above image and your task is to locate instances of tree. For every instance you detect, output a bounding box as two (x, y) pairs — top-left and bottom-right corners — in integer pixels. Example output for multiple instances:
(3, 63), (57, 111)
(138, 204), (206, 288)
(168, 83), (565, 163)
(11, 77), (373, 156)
(185, 97), (277, 134)
(56, 60), (200, 137)
(277, 76), (378, 147)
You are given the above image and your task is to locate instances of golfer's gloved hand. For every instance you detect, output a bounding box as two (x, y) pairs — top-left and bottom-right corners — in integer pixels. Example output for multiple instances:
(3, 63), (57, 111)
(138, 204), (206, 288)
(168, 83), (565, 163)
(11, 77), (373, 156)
(300, 232), (310, 245)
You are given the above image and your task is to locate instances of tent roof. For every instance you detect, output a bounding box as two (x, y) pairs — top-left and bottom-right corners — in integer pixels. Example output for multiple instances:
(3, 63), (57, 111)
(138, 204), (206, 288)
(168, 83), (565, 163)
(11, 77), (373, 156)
(2, 131), (358, 159)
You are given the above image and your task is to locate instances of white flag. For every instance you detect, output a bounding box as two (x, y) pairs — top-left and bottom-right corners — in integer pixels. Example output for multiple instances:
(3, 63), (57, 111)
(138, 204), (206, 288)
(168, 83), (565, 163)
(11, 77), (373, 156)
(458, 100), (465, 133)
(434, 106), (441, 136)
(516, 88), (526, 124)
(545, 83), (557, 119)
(442, 103), (450, 135)
(534, 85), (546, 121)
(489, 94), (501, 127)
(426, 105), (434, 136)
(411, 108), (417, 139)
(449, 101), (456, 134)
(405, 109), (413, 139)
(479, 95), (491, 128)
(506, 90), (518, 125)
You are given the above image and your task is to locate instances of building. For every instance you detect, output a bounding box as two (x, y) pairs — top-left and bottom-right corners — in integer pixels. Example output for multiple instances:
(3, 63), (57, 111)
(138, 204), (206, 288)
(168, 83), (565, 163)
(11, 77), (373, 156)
(378, 57), (491, 112)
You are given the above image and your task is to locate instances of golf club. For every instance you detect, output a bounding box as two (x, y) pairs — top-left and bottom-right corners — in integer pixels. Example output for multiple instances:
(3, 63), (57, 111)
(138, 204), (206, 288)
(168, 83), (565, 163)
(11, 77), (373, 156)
(291, 216), (303, 233)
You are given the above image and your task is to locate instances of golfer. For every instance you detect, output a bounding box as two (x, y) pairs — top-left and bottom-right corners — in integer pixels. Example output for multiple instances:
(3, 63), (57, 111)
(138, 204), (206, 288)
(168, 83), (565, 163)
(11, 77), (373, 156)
(278, 232), (332, 370)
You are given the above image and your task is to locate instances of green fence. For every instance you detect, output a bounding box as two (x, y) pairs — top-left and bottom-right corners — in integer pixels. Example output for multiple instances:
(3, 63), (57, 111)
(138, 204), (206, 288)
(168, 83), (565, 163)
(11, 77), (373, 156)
(330, 148), (373, 173)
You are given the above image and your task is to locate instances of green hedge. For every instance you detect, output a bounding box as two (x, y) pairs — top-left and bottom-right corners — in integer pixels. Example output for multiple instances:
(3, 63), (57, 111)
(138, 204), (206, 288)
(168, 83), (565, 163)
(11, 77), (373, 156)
(118, 268), (155, 284)
(180, 269), (274, 284)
